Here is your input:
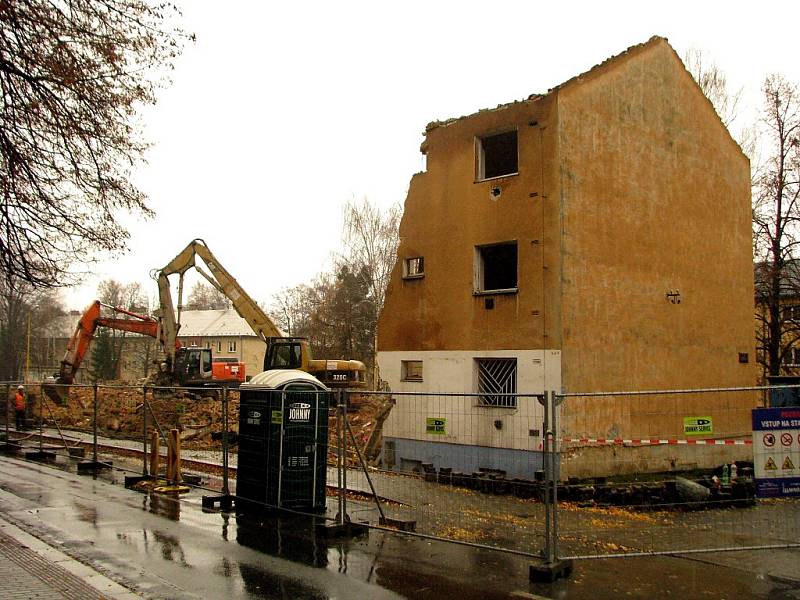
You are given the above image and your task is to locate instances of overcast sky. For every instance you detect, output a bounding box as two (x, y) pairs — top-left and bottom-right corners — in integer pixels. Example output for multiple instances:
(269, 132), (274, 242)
(63, 0), (800, 312)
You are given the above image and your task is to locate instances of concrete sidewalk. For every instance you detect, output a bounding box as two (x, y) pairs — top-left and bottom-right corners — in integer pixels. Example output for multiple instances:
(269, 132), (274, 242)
(0, 516), (139, 599)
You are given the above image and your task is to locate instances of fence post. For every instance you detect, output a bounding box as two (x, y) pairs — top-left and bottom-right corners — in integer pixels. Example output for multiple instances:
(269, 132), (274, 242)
(142, 386), (149, 477)
(4, 383), (9, 441)
(542, 391), (552, 562)
(530, 390), (573, 582)
(38, 387), (43, 453)
(336, 389), (346, 526)
(92, 383), (99, 464)
(222, 386), (230, 497)
(342, 388), (348, 519)
(552, 391), (562, 562)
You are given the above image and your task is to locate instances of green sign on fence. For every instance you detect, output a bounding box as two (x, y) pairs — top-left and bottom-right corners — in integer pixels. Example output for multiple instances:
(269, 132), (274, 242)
(271, 410), (283, 425)
(426, 417), (446, 435)
(683, 416), (713, 435)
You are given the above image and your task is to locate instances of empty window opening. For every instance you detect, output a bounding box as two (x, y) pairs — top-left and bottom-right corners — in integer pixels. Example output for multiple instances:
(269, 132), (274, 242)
(784, 347), (800, 367)
(477, 130), (518, 180)
(475, 242), (518, 293)
(784, 305), (800, 322)
(401, 360), (423, 382)
(403, 257), (425, 279)
(476, 358), (517, 407)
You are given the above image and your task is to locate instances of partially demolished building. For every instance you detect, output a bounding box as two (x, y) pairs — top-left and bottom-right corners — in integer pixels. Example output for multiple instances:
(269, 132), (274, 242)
(377, 37), (756, 477)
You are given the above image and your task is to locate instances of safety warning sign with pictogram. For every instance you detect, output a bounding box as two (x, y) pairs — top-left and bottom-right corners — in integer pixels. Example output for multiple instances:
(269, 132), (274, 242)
(752, 408), (800, 497)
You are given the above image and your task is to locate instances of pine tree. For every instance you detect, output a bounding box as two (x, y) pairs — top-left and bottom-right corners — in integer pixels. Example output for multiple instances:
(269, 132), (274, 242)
(90, 329), (116, 381)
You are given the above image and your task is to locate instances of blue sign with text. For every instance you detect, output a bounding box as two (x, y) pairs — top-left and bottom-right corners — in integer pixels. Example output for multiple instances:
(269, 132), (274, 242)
(752, 408), (800, 497)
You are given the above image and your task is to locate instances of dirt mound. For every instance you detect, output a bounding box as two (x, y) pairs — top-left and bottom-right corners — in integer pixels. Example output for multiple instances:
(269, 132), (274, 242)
(28, 384), (393, 458)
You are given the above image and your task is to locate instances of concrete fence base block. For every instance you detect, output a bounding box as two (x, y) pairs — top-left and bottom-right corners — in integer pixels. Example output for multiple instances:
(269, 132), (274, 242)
(201, 494), (235, 511)
(379, 516), (417, 532)
(0, 442), (21, 454)
(316, 520), (369, 539)
(25, 450), (56, 463)
(77, 461), (112, 474)
(529, 559), (573, 583)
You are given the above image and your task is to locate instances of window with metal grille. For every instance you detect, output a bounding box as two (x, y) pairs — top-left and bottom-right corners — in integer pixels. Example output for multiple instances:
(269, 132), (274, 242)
(475, 358), (517, 407)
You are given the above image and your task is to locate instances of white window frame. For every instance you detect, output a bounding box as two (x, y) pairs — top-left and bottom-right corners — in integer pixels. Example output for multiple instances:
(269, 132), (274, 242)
(474, 241), (518, 295)
(476, 129), (519, 182)
(401, 360), (423, 382)
(403, 257), (425, 279)
(228, 340), (237, 353)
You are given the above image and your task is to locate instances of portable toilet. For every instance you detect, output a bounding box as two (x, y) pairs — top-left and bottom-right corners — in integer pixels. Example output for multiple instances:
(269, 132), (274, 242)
(236, 370), (330, 513)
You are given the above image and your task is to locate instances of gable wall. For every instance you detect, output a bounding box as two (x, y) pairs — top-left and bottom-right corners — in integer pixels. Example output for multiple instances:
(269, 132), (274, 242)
(555, 40), (757, 446)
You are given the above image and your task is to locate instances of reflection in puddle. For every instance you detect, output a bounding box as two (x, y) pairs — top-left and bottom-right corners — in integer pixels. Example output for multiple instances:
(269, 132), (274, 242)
(145, 492), (181, 521)
(234, 514), (331, 599)
(72, 501), (98, 527)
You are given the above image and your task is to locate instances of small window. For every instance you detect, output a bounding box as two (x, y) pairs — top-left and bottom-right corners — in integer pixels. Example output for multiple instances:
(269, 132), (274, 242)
(477, 130), (518, 180)
(403, 257), (425, 279)
(783, 306), (800, 322)
(784, 348), (800, 367)
(228, 340), (237, 353)
(475, 242), (518, 293)
(401, 360), (423, 382)
(476, 358), (517, 407)
(216, 341), (222, 353)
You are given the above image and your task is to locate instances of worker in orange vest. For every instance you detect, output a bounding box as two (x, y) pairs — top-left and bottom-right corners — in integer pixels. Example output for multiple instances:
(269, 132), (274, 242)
(14, 385), (25, 430)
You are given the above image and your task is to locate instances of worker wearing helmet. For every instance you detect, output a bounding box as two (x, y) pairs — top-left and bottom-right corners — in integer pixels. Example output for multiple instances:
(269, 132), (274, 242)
(14, 385), (25, 430)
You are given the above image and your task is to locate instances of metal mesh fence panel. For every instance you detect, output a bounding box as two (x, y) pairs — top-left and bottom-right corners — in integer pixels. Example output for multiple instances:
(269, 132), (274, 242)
(554, 386), (800, 559)
(340, 390), (547, 554)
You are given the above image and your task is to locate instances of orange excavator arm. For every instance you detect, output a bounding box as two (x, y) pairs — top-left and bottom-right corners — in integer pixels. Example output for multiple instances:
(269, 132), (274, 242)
(57, 300), (178, 386)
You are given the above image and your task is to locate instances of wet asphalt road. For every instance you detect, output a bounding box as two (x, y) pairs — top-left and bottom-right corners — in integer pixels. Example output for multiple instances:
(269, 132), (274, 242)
(0, 454), (799, 599)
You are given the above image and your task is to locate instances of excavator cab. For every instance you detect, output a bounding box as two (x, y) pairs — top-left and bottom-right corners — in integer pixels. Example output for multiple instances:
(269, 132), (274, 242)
(264, 337), (305, 371)
(174, 347), (213, 386)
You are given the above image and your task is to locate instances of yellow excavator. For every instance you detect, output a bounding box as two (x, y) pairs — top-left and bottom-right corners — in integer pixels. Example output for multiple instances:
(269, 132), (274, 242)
(154, 239), (367, 388)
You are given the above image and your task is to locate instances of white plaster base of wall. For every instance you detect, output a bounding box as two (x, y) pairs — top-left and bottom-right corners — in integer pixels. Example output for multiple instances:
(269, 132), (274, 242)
(377, 349), (561, 452)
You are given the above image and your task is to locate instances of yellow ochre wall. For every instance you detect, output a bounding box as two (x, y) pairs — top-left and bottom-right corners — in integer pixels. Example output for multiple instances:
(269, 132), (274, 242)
(378, 93), (561, 353)
(554, 39), (757, 447)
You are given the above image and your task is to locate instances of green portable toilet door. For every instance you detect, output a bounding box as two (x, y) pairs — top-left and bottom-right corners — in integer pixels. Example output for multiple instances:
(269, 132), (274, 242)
(278, 385), (325, 509)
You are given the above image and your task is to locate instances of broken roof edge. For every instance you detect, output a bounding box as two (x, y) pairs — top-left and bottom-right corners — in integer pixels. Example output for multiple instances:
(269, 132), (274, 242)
(423, 36), (668, 136)
(422, 35), (747, 162)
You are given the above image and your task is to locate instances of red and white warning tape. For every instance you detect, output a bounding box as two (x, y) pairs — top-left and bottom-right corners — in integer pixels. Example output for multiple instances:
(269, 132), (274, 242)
(558, 437), (753, 446)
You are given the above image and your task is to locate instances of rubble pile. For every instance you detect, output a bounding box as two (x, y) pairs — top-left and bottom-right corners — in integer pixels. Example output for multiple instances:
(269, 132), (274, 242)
(29, 384), (393, 456)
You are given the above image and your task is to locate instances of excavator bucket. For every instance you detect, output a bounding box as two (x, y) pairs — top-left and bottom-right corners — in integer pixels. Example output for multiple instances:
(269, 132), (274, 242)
(42, 377), (68, 405)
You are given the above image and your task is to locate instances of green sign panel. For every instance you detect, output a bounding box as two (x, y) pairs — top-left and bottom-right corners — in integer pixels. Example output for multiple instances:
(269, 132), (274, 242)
(426, 417), (446, 435)
(684, 416), (713, 436)
(271, 410), (283, 425)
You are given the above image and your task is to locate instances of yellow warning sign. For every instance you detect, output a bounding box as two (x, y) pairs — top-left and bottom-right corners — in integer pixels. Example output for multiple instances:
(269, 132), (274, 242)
(765, 457), (778, 471)
(783, 456), (795, 470)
